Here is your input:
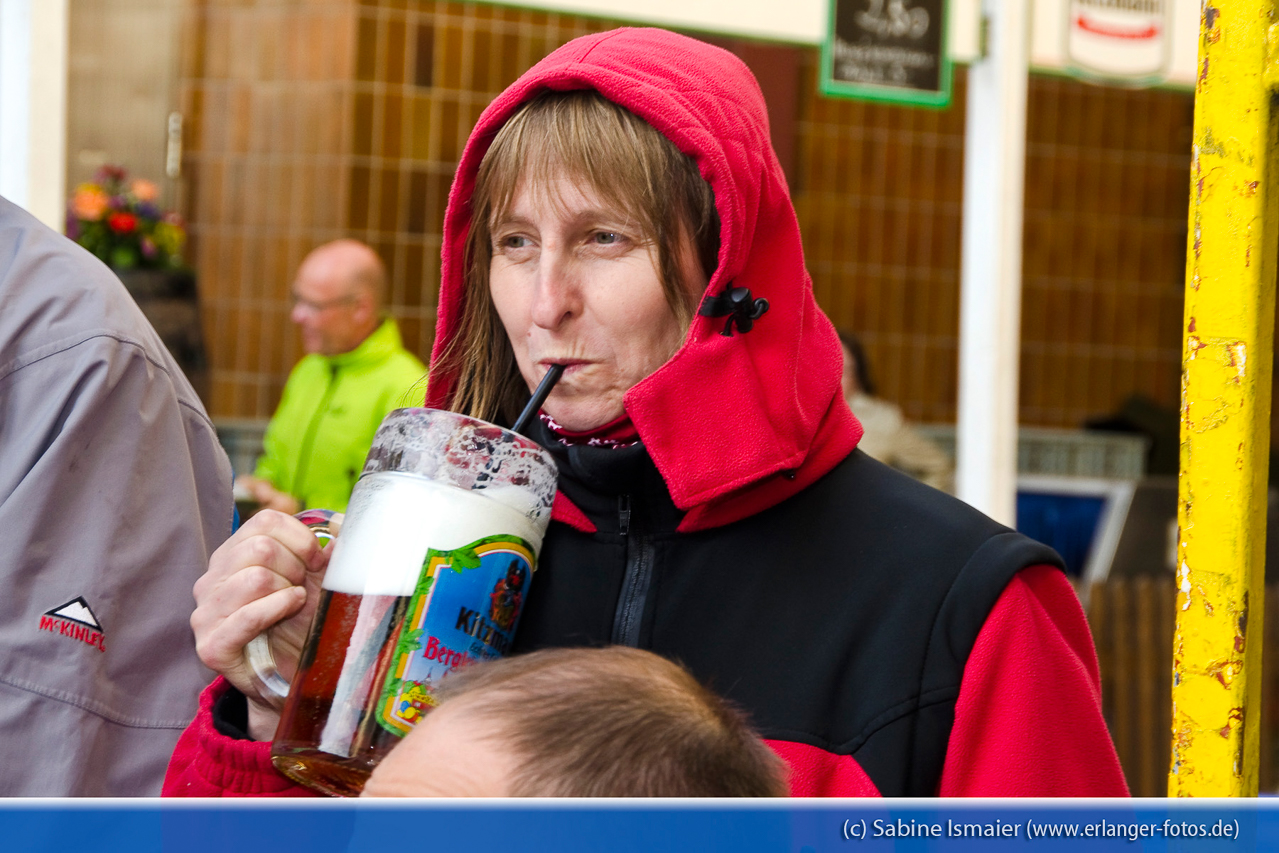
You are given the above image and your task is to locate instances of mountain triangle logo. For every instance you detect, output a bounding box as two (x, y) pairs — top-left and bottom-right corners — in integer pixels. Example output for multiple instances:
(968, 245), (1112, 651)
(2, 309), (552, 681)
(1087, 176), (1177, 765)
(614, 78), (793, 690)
(39, 596), (106, 652)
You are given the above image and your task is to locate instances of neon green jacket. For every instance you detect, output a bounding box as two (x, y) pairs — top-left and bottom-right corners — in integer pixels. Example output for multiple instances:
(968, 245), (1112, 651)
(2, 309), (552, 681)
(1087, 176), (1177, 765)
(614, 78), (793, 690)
(254, 318), (426, 511)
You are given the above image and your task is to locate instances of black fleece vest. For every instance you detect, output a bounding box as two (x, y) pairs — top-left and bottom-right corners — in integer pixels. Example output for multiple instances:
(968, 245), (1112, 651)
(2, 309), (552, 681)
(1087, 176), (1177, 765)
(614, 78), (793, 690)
(514, 424), (1065, 796)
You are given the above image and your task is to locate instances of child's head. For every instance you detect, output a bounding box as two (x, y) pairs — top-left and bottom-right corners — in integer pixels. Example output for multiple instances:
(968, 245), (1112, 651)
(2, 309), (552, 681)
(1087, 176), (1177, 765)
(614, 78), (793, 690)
(361, 646), (788, 797)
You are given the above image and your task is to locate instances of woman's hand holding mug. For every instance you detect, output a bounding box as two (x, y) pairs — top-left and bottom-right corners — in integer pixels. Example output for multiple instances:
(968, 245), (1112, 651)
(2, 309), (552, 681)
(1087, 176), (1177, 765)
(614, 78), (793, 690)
(190, 509), (332, 740)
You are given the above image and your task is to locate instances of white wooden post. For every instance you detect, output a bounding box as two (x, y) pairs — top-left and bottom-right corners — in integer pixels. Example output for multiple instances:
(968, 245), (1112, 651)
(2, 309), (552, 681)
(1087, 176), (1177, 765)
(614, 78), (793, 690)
(0, 0), (69, 230)
(956, 0), (1030, 526)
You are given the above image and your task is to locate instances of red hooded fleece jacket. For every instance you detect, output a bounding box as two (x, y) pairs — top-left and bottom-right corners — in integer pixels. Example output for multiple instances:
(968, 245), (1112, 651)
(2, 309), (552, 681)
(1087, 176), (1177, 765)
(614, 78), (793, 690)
(164, 28), (1127, 798)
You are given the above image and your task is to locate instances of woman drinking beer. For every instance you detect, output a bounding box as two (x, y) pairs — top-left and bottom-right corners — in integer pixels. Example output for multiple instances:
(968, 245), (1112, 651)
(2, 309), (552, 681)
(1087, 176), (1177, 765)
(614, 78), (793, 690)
(166, 28), (1127, 797)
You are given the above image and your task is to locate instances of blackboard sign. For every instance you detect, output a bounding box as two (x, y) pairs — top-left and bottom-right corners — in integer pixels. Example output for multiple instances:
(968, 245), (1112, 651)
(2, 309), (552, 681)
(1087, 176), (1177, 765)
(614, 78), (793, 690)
(821, 0), (952, 107)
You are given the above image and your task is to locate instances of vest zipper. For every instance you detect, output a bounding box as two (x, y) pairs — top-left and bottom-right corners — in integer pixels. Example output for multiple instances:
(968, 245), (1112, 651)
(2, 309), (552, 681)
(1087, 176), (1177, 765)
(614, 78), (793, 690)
(611, 493), (654, 647)
(618, 494), (632, 536)
(292, 363), (341, 504)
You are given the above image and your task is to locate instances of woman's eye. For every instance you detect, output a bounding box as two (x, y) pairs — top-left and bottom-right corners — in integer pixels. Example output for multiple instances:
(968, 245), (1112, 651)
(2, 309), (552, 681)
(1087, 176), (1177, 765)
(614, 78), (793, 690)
(593, 231), (621, 245)
(498, 234), (531, 250)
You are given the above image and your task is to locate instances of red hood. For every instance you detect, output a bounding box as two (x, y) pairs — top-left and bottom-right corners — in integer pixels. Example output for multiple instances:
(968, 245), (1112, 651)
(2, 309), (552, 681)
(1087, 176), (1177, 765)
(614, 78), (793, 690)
(427, 27), (860, 531)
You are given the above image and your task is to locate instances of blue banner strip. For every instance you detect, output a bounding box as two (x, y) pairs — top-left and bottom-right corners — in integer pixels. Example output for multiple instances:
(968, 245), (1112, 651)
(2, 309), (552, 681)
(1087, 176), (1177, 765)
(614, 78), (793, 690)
(1, 800), (1276, 853)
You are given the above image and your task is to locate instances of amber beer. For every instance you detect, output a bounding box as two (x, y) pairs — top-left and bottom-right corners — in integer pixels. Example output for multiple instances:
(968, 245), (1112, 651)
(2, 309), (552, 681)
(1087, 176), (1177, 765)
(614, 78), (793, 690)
(270, 587), (408, 796)
(267, 411), (555, 796)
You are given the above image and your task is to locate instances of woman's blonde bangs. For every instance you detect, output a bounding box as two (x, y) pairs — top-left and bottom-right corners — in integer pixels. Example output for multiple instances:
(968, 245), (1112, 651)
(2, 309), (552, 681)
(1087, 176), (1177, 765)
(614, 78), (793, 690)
(480, 94), (669, 254)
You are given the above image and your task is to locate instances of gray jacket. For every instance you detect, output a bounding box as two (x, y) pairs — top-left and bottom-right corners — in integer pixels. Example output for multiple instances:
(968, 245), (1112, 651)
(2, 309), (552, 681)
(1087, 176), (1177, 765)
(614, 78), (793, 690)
(0, 197), (232, 795)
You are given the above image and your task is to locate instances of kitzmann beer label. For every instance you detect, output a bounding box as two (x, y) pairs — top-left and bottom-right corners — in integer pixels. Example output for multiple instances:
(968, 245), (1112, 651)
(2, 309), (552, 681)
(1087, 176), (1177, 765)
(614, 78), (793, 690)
(376, 534), (534, 736)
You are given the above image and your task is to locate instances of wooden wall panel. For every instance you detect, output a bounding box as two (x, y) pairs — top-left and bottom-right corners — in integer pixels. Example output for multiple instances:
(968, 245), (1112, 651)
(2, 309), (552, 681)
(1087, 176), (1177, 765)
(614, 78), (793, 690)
(183, 2), (1203, 449)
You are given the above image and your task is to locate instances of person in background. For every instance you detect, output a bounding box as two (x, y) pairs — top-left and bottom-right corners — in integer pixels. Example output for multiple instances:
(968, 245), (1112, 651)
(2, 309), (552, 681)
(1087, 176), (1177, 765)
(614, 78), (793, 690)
(361, 647), (788, 797)
(236, 239), (426, 515)
(838, 330), (954, 493)
(0, 195), (232, 795)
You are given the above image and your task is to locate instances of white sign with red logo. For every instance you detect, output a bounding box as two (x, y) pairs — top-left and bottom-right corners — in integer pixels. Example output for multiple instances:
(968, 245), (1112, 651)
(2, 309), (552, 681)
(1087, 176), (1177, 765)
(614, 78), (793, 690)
(1065, 0), (1171, 82)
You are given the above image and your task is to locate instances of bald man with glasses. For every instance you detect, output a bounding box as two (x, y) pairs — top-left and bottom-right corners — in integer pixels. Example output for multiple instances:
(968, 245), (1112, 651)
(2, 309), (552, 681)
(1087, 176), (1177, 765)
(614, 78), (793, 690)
(235, 239), (426, 515)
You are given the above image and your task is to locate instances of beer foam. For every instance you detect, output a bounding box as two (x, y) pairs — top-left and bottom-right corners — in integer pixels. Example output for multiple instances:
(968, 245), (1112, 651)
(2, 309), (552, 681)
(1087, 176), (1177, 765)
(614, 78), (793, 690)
(473, 482), (547, 521)
(361, 409), (558, 524)
(323, 471), (545, 597)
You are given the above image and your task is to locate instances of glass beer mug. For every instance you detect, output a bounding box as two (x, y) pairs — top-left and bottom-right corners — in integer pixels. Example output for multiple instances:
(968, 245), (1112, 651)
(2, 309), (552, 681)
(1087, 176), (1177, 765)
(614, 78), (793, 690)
(246, 408), (558, 796)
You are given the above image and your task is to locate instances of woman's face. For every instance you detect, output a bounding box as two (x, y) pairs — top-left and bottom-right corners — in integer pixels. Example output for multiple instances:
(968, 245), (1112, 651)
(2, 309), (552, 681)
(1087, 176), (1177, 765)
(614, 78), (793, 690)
(489, 172), (706, 431)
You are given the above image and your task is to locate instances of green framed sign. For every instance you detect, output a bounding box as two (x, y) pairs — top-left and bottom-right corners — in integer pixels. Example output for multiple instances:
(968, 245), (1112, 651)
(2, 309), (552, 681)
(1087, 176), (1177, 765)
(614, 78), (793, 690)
(821, 0), (952, 108)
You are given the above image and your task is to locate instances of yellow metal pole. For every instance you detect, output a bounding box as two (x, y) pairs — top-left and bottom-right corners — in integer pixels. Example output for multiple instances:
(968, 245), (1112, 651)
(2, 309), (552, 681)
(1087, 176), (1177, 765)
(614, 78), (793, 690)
(1170, 0), (1279, 797)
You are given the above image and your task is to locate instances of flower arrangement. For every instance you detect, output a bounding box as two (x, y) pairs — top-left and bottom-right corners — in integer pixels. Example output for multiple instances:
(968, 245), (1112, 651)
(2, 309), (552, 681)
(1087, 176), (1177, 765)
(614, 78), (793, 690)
(66, 165), (187, 270)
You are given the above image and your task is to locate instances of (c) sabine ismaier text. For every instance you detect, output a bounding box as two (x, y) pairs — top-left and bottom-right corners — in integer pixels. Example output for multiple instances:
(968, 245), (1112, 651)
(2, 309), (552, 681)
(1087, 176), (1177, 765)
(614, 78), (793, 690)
(841, 817), (1240, 842)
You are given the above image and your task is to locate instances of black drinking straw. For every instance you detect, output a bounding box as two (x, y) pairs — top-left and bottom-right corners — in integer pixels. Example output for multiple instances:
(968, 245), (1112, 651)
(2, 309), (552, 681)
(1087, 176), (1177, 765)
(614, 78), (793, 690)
(511, 363), (565, 436)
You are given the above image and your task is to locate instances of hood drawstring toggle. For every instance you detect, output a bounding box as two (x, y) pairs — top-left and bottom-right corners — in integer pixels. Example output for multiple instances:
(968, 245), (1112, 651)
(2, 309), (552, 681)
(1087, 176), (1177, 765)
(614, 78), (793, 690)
(698, 286), (770, 337)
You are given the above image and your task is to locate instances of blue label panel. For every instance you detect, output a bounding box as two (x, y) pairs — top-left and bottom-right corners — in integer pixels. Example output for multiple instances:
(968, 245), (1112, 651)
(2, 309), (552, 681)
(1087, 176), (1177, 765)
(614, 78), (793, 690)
(377, 535), (534, 734)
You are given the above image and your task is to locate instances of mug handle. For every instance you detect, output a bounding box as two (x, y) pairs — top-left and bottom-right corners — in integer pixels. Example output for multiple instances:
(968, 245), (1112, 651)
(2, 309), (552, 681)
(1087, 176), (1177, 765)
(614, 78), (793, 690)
(243, 509), (339, 706)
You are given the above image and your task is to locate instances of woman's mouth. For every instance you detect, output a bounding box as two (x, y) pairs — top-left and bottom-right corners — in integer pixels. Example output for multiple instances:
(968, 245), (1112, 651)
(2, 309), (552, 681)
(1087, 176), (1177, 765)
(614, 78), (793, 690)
(540, 359), (589, 374)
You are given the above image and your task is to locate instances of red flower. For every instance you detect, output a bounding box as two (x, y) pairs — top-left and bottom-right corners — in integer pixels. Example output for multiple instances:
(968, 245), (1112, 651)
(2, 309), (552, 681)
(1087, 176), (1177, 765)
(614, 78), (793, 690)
(107, 212), (137, 233)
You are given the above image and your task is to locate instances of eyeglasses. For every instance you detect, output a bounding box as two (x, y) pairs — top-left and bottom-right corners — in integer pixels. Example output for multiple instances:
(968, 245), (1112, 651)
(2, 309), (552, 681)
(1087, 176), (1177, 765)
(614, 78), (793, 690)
(290, 291), (359, 313)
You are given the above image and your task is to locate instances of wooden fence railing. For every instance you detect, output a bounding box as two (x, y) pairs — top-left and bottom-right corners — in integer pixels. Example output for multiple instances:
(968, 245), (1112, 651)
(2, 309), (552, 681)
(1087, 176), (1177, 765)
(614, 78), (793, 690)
(1088, 578), (1279, 796)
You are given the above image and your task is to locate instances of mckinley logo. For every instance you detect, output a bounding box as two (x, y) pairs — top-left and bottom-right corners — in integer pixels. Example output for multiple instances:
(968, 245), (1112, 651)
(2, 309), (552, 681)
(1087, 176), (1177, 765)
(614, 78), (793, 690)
(39, 597), (105, 652)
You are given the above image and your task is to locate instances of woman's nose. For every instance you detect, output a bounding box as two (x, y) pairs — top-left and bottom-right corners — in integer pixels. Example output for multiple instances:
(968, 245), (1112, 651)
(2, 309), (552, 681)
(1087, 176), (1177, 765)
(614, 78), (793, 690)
(529, 251), (579, 330)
